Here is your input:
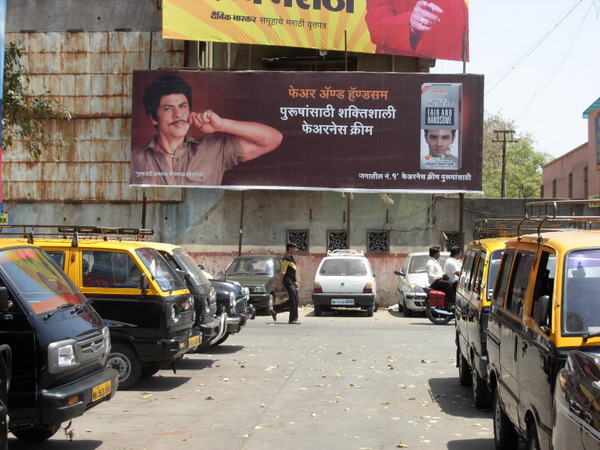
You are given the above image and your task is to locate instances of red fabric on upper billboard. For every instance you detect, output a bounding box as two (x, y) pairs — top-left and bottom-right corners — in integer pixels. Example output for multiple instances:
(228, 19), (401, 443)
(163, 0), (469, 62)
(130, 71), (483, 193)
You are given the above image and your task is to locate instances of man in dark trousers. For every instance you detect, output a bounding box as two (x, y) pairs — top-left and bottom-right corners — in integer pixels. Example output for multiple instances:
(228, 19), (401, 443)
(271, 242), (301, 324)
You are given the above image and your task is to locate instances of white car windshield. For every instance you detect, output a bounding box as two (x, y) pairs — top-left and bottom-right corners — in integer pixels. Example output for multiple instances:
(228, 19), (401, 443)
(319, 259), (367, 276)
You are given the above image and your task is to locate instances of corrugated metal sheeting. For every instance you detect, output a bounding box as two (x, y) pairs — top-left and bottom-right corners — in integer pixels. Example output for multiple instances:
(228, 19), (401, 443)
(4, 30), (185, 203)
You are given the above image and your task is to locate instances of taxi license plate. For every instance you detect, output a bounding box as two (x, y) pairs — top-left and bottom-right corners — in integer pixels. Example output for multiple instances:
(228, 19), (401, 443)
(92, 380), (111, 402)
(188, 335), (200, 348)
(331, 299), (354, 305)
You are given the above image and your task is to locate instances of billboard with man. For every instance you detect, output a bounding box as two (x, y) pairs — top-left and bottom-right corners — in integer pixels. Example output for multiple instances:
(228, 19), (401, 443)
(130, 71), (483, 193)
(163, 0), (469, 62)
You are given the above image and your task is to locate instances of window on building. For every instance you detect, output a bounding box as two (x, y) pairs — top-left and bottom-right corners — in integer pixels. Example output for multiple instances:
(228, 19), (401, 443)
(443, 232), (460, 251)
(286, 230), (309, 253)
(568, 172), (573, 198)
(584, 166), (589, 198)
(327, 231), (348, 252)
(552, 179), (557, 198)
(367, 231), (389, 253)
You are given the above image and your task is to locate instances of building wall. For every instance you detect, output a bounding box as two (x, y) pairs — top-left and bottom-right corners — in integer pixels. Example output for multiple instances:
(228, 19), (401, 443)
(541, 108), (600, 199)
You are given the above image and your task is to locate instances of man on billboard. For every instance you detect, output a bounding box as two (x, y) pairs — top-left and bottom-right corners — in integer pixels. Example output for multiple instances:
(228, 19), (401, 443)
(365, 0), (468, 61)
(420, 129), (460, 170)
(130, 74), (283, 186)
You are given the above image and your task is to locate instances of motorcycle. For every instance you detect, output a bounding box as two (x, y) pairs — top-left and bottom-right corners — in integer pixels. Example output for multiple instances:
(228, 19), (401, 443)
(424, 286), (455, 325)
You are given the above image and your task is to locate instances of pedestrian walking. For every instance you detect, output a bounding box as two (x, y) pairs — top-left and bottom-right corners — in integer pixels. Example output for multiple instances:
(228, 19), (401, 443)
(271, 242), (301, 324)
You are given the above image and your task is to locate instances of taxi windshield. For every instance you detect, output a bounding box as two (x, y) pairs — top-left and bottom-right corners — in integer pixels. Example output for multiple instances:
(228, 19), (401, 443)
(170, 248), (210, 286)
(0, 247), (85, 314)
(135, 248), (186, 292)
(563, 249), (600, 335)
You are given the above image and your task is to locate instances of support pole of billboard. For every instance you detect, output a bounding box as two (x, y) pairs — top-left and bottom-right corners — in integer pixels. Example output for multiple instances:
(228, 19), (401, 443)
(344, 31), (348, 71)
(238, 191), (245, 256)
(343, 192), (353, 248)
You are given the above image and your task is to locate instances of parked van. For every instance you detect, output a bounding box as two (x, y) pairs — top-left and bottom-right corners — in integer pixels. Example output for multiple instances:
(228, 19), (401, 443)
(455, 236), (507, 409)
(146, 242), (254, 345)
(0, 240), (117, 442)
(487, 201), (600, 449)
(2, 227), (202, 390)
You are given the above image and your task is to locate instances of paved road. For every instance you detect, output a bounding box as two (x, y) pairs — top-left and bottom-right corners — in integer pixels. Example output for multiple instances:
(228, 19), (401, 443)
(10, 308), (500, 450)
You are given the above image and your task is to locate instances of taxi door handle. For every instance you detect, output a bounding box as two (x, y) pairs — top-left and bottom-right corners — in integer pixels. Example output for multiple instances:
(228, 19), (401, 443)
(521, 341), (528, 354)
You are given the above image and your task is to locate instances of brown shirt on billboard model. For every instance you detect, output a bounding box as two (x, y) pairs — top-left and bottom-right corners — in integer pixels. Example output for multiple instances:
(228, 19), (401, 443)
(365, 0), (468, 61)
(130, 74), (283, 186)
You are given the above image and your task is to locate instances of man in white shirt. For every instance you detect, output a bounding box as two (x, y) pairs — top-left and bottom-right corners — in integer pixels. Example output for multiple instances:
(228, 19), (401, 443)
(444, 246), (462, 283)
(426, 246), (453, 296)
(443, 246), (462, 303)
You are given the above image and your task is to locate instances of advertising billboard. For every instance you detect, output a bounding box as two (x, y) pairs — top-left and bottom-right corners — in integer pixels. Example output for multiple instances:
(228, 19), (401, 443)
(163, 0), (469, 62)
(130, 70), (483, 193)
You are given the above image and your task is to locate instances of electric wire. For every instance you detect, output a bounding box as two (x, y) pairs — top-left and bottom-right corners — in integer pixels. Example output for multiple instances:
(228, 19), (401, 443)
(485, 0), (585, 96)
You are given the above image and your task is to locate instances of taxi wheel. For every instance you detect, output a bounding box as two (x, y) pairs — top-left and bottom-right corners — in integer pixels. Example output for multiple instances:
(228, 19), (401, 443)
(493, 390), (519, 449)
(473, 368), (493, 410)
(314, 305), (322, 316)
(458, 352), (472, 387)
(140, 363), (161, 379)
(107, 344), (141, 390)
(527, 422), (540, 450)
(11, 423), (60, 442)
(366, 305), (374, 317)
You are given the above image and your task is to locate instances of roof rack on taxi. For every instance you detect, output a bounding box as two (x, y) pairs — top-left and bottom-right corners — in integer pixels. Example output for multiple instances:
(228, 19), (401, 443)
(0, 225), (155, 246)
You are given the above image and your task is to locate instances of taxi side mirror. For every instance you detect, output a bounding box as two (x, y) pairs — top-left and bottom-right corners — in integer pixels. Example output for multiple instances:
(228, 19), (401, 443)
(140, 273), (149, 294)
(534, 295), (550, 330)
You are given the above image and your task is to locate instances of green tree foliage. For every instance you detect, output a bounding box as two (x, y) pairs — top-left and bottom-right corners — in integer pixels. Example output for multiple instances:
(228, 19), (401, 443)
(482, 112), (551, 198)
(2, 41), (73, 158)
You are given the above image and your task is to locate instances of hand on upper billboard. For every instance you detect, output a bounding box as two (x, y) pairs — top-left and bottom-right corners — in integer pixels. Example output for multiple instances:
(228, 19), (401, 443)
(189, 110), (283, 163)
(409, 1), (443, 32)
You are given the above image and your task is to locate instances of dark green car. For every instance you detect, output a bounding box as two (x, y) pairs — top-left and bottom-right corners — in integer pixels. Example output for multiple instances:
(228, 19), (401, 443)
(226, 256), (288, 314)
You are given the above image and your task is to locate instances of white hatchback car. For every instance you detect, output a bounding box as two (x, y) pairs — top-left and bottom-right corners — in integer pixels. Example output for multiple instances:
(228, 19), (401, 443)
(312, 249), (378, 317)
(394, 251), (449, 317)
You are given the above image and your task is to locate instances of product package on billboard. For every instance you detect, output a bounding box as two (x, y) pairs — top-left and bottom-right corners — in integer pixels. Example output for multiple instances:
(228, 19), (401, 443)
(420, 83), (462, 171)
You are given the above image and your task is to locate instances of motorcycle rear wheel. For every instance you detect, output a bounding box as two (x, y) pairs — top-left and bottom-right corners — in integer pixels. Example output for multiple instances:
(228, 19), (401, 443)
(425, 303), (453, 325)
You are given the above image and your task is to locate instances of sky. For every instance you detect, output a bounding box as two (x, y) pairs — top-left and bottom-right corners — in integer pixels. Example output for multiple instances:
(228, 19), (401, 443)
(431, 0), (600, 159)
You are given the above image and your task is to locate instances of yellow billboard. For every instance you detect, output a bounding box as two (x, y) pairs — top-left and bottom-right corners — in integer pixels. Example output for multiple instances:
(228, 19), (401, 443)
(163, 0), (469, 61)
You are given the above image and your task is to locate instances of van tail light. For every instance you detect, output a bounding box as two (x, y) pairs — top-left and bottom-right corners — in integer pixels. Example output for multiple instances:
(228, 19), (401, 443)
(363, 283), (373, 294)
(313, 282), (323, 293)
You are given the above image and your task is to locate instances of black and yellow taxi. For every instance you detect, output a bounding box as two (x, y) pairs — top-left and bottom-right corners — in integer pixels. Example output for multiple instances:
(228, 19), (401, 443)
(1, 226), (201, 390)
(487, 201), (600, 449)
(455, 234), (508, 409)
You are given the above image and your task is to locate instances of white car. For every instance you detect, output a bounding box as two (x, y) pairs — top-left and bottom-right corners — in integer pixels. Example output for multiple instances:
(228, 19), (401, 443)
(312, 249), (378, 317)
(394, 251), (449, 317)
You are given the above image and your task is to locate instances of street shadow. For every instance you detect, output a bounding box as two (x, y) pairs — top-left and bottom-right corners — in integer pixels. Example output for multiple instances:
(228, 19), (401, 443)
(195, 344), (245, 355)
(447, 438), (526, 449)
(428, 377), (493, 419)
(9, 437), (103, 449)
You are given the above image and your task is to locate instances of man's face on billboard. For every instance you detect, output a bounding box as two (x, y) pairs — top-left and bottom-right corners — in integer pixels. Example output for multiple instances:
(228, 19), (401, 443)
(425, 129), (455, 157)
(151, 93), (191, 140)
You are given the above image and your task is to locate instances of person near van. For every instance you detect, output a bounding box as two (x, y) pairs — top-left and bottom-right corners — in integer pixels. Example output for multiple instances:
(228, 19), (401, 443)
(131, 74), (283, 186)
(271, 242), (301, 324)
(443, 246), (462, 302)
(426, 246), (453, 297)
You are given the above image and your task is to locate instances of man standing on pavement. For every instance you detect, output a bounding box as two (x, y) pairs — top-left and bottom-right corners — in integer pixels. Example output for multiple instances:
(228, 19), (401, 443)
(271, 242), (301, 324)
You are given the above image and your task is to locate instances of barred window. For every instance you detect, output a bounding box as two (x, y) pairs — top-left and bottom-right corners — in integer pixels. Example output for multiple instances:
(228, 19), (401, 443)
(327, 231), (348, 252)
(287, 230), (309, 253)
(443, 232), (460, 251)
(367, 231), (389, 253)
